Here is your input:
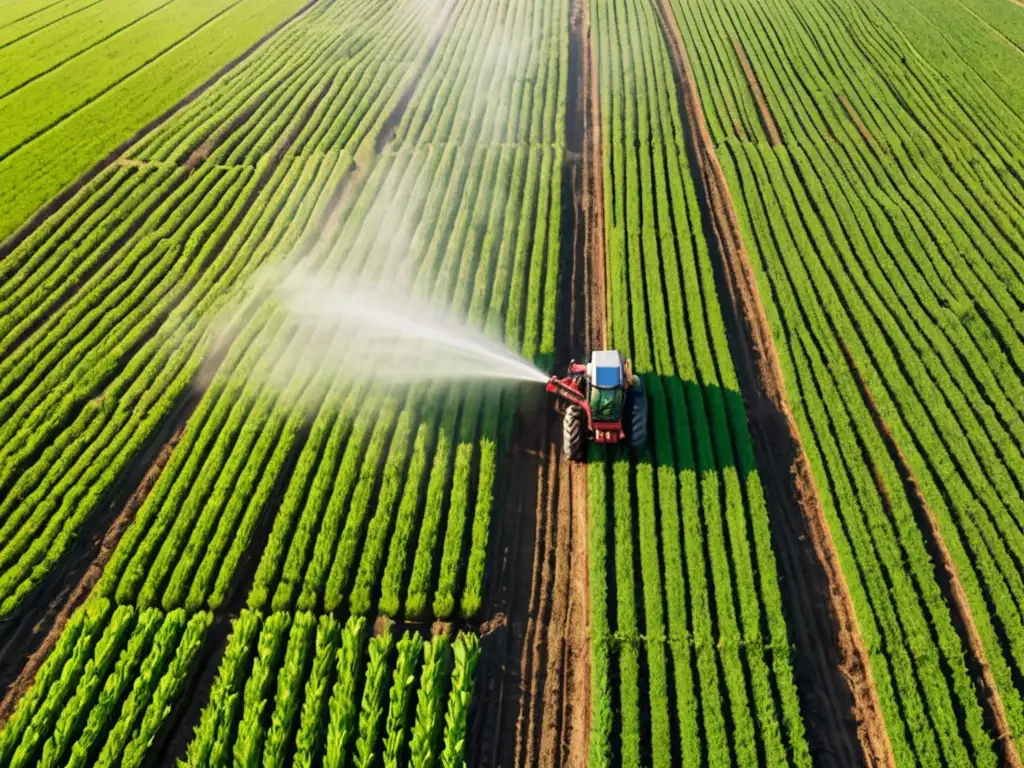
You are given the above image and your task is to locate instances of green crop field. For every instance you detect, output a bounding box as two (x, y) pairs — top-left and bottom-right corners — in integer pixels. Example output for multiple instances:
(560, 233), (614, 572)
(0, 0), (1022, 763)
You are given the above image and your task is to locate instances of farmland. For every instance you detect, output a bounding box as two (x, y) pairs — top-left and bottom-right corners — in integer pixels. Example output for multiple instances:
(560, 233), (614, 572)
(1, 0), (1023, 763)
(0, 0), (311, 242)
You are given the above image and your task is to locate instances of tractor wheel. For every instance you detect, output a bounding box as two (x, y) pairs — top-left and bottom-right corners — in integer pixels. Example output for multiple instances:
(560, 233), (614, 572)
(563, 405), (585, 461)
(627, 379), (648, 451)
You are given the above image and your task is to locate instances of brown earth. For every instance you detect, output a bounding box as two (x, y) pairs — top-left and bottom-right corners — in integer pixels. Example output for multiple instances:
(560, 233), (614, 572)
(839, 341), (1023, 768)
(733, 40), (783, 146)
(510, 434), (590, 768)
(732, 117), (748, 141)
(653, 1), (895, 765)
(510, 0), (599, 760)
(473, 0), (598, 761)
(183, 92), (269, 169)
(838, 94), (877, 146)
(468, 419), (540, 767)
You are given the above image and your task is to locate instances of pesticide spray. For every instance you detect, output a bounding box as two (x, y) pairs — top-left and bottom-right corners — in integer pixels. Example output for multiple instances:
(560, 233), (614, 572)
(220, 266), (549, 391)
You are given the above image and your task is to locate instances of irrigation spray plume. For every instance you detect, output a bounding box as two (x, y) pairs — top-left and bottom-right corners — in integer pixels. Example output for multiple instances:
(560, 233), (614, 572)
(247, 268), (549, 387)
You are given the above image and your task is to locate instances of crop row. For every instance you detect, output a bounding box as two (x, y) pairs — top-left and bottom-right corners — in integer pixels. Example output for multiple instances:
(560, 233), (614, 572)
(0, 598), (210, 768)
(0, 0), (449, 619)
(0, 0), (181, 100)
(667, 0), (1024, 759)
(0, 0), (310, 241)
(96, 0), (568, 621)
(180, 612), (480, 768)
(587, 0), (810, 764)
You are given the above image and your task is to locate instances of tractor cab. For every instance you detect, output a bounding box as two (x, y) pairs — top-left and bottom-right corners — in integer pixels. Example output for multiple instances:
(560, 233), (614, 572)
(586, 350), (627, 422)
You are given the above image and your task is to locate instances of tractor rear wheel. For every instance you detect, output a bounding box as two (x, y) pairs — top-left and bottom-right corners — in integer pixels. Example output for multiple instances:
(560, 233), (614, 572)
(563, 405), (585, 461)
(627, 379), (648, 451)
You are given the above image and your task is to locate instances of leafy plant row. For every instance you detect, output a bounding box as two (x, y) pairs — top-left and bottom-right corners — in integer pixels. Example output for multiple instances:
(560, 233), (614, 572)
(0, 0), (448, 619)
(180, 611), (480, 768)
(664, 0), (1024, 757)
(0, 598), (210, 768)
(106, 0), (569, 622)
(587, 0), (811, 764)
(0, 0), (310, 242)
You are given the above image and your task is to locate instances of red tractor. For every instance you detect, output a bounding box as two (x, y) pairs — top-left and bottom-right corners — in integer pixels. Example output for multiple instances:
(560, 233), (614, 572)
(545, 349), (648, 460)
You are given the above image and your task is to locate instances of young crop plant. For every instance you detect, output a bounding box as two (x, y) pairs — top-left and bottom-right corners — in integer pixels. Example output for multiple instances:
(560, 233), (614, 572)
(233, 612), (292, 766)
(262, 613), (317, 768)
(324, 616), (369, 766)
(0, 601), (210, 768)
(440, 633), (479, 768)
(293, 616), (343, 768)
(383, 633), (424, 768)
(353, 627), (396, 768)
(409, 633), (453, 768)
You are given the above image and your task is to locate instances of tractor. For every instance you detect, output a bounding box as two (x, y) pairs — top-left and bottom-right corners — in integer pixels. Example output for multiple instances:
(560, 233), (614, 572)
(545, 349), (648, 460)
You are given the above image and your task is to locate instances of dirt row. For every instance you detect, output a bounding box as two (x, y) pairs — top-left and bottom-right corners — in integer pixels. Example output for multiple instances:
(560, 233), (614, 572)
(732, 40), (782, 147)
(471, 0), (599, 760)
(649, 0), (896, 765)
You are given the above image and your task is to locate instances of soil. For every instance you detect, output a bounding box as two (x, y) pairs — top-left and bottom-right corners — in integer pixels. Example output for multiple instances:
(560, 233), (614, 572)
(839, 341), (1023, 768)
(470, 0), (598, 760)
(837, 94), (877, 146)
(183, 92), (269, 170)
(509, 0), (598, 760)
(468, 418), (541, 767)
(652, 1), (895, 765)
(733, 40), (782, 147)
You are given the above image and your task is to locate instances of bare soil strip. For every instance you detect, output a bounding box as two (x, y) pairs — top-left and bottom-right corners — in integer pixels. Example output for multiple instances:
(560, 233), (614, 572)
(514, 439), (561, 767)
(837, 94), (877, 146)
(839, 341), (1023, 768)
(508, 428), (591, 768)
(652, 2), (894, 765)
(468, 414), (542, 767)
(560, 458), (590, 768)
(732, 40), (782, 146)
(0, 0), (324, 259)
(584, 0), (608, 349)
(524, 0), (597, 759)
(183, 92), (270, 169)
(482, 0), (598, 761)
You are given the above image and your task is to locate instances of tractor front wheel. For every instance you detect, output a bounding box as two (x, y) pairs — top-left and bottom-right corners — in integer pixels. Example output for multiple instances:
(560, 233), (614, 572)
(563, 405), (585, 461)
(627, 379), (648, 451)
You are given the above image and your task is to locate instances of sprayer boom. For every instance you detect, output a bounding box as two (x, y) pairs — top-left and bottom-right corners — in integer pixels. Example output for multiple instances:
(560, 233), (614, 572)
(545, 374), (587, 409)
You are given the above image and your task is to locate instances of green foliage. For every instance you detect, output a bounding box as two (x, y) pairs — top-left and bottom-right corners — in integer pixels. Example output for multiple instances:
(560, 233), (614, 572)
(352, 627), (395, 768)
(323, 616), (368, 767)
(293, 615), (342, 768)
(440, 633), (479, 768)
(409, 633), (452, 768)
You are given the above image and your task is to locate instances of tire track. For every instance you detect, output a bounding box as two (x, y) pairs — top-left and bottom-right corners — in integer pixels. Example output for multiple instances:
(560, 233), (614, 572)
(506, 0), (596, 760)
